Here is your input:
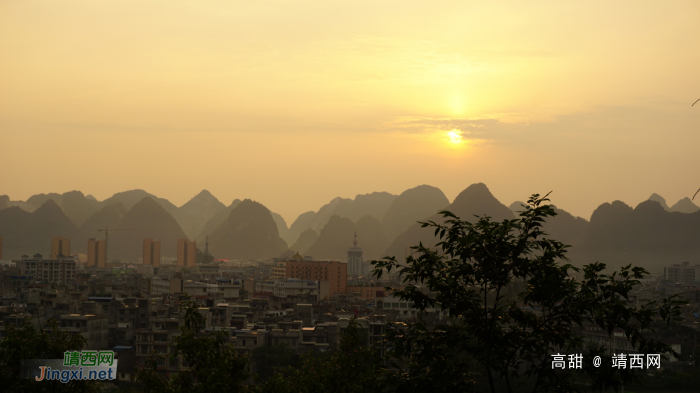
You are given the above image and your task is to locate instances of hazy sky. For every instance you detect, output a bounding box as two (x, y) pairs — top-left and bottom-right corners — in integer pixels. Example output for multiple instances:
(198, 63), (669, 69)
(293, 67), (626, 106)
(2, 1), (699, 224)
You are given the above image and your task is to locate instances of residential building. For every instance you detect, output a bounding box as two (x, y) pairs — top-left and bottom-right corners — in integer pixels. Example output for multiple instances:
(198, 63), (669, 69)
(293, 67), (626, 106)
(59, 313), (109, 350)
(51, 236), (71, 259)
(177, 239), (196, 267)
(87, 238), (106, 268)
(143, 239), (161, 267)
(664, 261), (700, 284)
(272, 261), (286, 279)
(18, 254), (76, 285)
(286, 260), (347, 296)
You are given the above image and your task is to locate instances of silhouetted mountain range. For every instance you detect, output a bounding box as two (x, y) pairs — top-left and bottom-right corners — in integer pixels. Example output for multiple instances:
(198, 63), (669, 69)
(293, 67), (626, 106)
(3, 186), (700, 271)
(384, 183), (515, 258)
(289, 229), (319, 255)
(110, 197), (188, 261)
(208, 199), (288, 260)
(177, 190), (226, 239)
(285, 192), (397, 245)
(0, 200), (85, 258)
(80, 203), (127, 239)
(382, 185), (449, 240)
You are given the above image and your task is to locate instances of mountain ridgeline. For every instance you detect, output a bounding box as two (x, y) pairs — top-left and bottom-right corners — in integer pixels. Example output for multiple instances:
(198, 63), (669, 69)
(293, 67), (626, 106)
(1, 187), (700, 272)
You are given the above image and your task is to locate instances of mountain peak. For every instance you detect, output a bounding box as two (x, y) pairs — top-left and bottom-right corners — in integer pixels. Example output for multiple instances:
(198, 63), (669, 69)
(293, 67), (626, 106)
(647, 193), (670, 211)
(670, 197), (700, 214)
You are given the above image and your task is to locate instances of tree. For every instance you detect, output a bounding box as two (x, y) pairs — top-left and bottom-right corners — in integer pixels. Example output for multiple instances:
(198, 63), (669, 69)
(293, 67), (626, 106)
(137, 300), (251, 393)
(251, 343), (299, 382)
(260, 319), (380, 393)
(0, 318), (101, 393)
(373, 193), (686, 393)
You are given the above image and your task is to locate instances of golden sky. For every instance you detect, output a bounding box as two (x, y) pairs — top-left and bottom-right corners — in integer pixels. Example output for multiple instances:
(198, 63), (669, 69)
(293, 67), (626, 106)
(2, 1), (699, 224)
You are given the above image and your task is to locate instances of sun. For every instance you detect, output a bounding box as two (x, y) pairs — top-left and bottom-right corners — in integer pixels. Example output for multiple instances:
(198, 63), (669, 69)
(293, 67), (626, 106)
(447, 129), (462, 143)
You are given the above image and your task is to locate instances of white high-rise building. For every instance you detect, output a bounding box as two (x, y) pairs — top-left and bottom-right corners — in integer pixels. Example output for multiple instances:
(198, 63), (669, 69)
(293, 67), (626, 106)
(347, 232), (368, 277)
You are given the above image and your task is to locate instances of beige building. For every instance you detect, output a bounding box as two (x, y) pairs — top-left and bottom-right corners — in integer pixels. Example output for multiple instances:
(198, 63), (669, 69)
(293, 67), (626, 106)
(0, 236), (3, 259)
(60, 314), (109, 350)
(87, 238), (106, 268)
(177, 239), (196, 267)
(286, 258), (347, 296)
(51, 236), (71, 259)
(272, 261), (286, 279)
(19, 254), (76, 285)
(143, 239), (161, 266)
(665, 261), (700, 284)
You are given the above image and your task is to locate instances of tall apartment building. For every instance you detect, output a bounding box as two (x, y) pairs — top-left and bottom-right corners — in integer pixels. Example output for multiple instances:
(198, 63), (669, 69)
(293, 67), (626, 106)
(285, 259), (347, 296)
(51, 236), (71, 259)
(0, 237), (3, 259)
(347, 232), (368, 276)
(664, 261), (700, 284)
(143, 239), (161, 267)
(87, 238), (106, 268)
(177, 239), (196, 267)
(18, 254), (76, 284)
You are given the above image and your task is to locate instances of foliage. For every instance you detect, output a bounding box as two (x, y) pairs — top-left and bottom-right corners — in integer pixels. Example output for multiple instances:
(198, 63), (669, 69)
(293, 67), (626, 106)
(251, 343), (299, 382)
(136, 300), (251, 393)
(372, 193), (686, 393)
(0, 318), (101, 393)
(260, 319), (381, 393)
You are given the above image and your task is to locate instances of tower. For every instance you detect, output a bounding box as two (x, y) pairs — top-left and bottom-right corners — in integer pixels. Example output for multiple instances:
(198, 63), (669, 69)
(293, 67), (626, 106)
(143, 239), (161, 266)
(347, 232), (365, 276)
(51, 237), (71, 259)
(87, 238), (106, 267)
(204, 236), (209, 265)
(177, 239), (197, 267)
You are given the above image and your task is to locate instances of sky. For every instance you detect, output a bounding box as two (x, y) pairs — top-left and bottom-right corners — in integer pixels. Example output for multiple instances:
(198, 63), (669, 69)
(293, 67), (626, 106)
(1, 1), (699, 225)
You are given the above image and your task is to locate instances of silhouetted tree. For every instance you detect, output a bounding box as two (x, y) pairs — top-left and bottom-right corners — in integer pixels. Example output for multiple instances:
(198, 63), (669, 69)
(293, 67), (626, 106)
(373, 193), (686, 393)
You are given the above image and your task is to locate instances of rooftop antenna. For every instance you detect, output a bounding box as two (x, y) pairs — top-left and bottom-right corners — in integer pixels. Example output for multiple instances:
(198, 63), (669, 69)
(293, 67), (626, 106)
(353, 231), (358, 248)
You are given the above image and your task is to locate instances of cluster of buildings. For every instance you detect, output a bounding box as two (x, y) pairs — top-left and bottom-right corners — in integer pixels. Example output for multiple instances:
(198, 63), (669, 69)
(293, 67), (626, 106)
(0, 233), (448, 382)
(1, 234), (700, 380)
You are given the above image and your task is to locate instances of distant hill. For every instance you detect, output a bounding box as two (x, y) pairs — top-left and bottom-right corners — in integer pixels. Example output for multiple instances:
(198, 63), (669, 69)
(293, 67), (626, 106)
(196, 199), (242, 243)
(177, 190), (226, 239)
(355, 215), (389, 260)
(0, 200), (86, 258)
(81, 203), (127, 239)
(382, 185), (449, 241)
(109, 197), (188, 261)
(12, 191), (99, 226)
(510, 200), (590, 246)
(56, 191), (100, 227)
(289, 229), (318, 255)
(102, 189), (180, 218)
(648, 193), (671, 211)
(286, 211), (317, 245)
(383, 183), (515, 259)
(208, 199), (288, 260)
(669, 197), (700, 214)
(270, 212), (289, 240)
(304, 216), (357, 260)
(286, 192), (397, 245)
(0, 195), (9, 211)
(304, 214), (389, 261)
(570, 200), (700, 271)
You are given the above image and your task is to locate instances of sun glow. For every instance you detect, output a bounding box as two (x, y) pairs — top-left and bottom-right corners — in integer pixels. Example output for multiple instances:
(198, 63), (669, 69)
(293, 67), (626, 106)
(448, 129), (463, 144)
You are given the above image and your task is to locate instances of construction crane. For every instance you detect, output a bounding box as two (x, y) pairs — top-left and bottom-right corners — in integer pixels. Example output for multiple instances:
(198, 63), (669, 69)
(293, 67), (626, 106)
(97, 226), (133, 264)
